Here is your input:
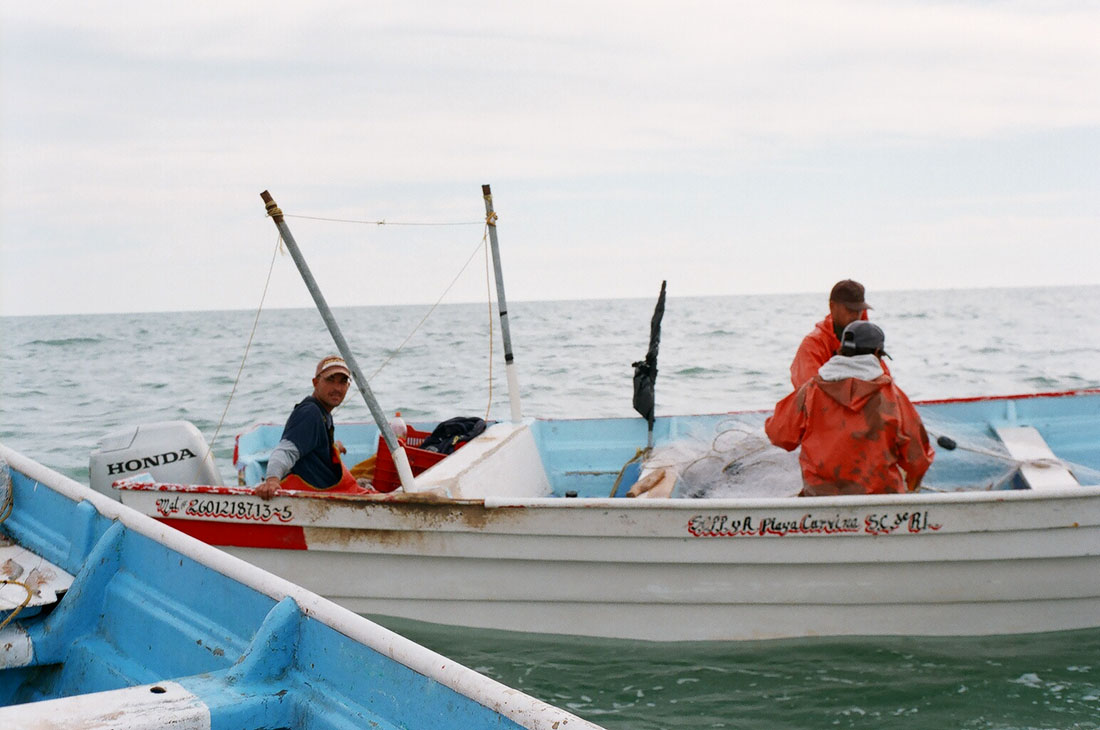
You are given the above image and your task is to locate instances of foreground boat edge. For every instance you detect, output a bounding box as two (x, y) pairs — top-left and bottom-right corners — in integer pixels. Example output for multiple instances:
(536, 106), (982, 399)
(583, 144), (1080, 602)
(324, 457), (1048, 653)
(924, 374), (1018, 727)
(0, 442), (603, 729)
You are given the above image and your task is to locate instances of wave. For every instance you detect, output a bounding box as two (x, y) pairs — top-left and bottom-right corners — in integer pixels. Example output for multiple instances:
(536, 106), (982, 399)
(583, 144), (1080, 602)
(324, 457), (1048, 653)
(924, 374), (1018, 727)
(25, 336), (102, 347)
(676, 366), (718, 376)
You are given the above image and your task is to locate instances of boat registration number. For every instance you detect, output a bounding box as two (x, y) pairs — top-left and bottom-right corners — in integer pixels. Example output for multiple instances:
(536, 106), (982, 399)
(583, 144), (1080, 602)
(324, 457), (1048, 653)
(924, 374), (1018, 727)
(687, 510), (942, 537)
(155, 495), (294, 523)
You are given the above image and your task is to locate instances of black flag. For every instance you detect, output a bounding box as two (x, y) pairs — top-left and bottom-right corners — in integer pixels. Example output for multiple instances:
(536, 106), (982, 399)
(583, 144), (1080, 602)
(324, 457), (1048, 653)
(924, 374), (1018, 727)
(632, 280), (667, 429)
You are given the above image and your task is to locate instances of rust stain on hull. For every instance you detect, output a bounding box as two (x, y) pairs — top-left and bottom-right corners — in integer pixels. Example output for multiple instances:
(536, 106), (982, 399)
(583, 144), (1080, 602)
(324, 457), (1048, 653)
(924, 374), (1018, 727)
(349, 500), (509, 530)
(301, 501), (531, 550)
(308, 526), (430, 550)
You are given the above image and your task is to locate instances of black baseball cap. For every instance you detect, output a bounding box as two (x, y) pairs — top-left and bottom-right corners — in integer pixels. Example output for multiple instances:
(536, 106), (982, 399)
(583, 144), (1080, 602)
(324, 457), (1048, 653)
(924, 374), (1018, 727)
(839, 321), (889, 358)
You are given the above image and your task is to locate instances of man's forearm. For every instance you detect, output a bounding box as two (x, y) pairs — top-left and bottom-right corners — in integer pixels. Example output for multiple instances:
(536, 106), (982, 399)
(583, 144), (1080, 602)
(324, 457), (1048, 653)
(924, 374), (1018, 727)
(265, 439), (300, 480)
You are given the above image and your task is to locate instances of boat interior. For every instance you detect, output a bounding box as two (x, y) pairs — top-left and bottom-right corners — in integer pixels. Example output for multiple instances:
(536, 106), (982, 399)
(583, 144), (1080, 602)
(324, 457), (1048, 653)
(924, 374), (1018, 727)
(226, 390), (1100, 499)
(0, 451), (536, 728)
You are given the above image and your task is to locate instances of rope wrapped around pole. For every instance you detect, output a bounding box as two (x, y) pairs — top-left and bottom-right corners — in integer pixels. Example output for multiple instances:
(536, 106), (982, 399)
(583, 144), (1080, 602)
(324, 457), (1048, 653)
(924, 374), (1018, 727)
(481, 184), (523, 423)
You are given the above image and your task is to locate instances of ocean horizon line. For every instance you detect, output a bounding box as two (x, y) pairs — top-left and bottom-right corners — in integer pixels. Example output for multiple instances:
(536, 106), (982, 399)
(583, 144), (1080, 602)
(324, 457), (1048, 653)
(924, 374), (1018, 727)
(4, 282), (1098, 321)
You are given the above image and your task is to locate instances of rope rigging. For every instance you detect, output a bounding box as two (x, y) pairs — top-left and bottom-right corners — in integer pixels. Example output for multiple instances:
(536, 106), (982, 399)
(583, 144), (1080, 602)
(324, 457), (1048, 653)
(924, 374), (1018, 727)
(284, 213), (483, 226)
(206, 204), (504, 459)
(202, 232), (282, 471)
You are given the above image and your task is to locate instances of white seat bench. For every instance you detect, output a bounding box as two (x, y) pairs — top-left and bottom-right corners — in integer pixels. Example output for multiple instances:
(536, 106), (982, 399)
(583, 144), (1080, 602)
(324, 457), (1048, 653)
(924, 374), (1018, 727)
(993, 425), (1079, 490)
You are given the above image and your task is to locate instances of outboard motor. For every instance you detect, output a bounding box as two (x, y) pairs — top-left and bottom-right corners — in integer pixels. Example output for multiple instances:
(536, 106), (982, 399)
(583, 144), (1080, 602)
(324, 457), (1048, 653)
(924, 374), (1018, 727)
(90, 421), (223, 498)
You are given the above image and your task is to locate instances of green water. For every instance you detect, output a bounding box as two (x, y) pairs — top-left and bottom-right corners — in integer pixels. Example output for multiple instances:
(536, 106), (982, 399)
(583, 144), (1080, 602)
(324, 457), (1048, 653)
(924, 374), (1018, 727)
(377, 617), (1100, 729)
(3, 291), (1100, 728)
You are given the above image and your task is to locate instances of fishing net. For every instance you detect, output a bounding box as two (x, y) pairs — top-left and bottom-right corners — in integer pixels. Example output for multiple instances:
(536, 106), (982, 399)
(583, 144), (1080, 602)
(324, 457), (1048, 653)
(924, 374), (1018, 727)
(634, 416), (801, 499)
(918, 412), (1100, 492)
(631, 412), (1100, 499)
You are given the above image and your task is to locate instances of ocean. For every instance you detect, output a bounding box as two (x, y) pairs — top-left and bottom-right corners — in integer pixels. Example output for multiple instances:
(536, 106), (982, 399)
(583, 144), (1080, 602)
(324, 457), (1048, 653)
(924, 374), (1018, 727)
(3, 286), (1100, 729)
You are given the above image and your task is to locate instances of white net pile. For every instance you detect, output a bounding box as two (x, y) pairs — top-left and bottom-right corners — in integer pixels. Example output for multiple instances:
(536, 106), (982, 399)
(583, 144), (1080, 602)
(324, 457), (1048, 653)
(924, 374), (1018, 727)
(631, 413), (1100, 498)
(639, 418), (802, 499)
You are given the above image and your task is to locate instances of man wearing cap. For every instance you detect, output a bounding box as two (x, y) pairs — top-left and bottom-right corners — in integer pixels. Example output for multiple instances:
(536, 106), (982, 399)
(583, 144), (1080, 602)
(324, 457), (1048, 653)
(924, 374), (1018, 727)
(766, 321), (934, 496)
(789, 279), (886, 389)
(255, 355), (359, 500)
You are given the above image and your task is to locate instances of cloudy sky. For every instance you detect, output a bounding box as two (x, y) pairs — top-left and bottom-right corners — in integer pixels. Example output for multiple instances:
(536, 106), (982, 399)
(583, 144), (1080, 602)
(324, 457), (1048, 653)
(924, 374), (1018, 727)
(2, 1), (1098, 316)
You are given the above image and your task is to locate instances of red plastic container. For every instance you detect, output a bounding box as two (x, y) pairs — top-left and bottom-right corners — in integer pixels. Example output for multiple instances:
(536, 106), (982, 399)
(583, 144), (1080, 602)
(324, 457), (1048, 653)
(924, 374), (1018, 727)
(371, 426), (447, 492)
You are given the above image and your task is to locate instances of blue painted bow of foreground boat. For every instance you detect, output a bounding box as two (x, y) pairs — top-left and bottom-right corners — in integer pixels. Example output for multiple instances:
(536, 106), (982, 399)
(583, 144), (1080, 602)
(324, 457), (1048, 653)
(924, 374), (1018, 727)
(0, 449), (592, 729)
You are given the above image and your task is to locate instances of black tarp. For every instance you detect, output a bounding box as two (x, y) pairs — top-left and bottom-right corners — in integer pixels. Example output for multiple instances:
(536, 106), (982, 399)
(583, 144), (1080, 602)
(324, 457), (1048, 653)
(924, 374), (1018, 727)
(632, 280), (667, 430)
(421, 417), (489, 454)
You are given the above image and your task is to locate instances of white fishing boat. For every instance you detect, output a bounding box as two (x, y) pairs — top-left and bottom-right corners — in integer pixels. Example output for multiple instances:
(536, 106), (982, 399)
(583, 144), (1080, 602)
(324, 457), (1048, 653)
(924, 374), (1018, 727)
(86, 189), (1100, 642)
(0, 443), (601, 729)
(95, 388), (1100, 643)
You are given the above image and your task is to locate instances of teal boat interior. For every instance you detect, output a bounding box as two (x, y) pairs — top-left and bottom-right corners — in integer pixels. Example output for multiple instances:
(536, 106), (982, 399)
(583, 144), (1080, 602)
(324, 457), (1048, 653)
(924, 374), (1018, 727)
(233, 389), (1100, 498)
(0, 450), (555, 728)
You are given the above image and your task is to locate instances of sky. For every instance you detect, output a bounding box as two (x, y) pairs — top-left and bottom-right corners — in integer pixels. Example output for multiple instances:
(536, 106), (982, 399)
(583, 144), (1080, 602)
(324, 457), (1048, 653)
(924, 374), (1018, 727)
(1, 1), (1098, 316)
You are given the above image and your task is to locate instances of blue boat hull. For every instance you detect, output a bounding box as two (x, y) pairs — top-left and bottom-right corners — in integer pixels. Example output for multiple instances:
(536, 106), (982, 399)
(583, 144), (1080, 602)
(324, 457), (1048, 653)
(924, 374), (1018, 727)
(0, 446), (601, 728)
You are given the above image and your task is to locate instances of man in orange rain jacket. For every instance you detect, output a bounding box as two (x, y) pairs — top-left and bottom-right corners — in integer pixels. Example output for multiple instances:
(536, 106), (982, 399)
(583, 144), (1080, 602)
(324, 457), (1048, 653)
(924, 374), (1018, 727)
(766, 321), (934, 496)
(789, 279), (887, 389)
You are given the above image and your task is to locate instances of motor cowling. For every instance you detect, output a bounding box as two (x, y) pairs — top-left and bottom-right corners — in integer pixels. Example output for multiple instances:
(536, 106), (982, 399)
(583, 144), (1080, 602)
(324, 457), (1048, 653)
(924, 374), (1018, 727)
(90, 421), (224, 498)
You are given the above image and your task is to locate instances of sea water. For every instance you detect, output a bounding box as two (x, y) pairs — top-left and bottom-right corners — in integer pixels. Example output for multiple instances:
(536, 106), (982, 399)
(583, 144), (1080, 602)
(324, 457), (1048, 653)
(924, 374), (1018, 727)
(2, 286), (1100, 729)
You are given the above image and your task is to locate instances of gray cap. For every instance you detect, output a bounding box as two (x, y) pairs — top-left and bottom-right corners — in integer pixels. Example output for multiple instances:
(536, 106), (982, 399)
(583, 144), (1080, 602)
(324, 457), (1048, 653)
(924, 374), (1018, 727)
(839, 321), (889, 358)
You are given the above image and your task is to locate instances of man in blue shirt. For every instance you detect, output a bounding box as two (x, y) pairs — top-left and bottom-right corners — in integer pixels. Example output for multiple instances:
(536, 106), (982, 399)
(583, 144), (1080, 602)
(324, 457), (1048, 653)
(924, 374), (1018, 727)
(256, 355), (353, 500)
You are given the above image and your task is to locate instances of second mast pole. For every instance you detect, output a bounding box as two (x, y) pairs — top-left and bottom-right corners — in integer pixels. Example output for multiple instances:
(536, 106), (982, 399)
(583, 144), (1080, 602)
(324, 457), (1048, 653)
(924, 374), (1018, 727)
(482, 184), (523, 423)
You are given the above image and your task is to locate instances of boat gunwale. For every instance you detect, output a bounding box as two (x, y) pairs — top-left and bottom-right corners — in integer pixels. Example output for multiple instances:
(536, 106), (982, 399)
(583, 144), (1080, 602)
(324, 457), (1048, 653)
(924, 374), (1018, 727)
(115, 476), (1100, 510)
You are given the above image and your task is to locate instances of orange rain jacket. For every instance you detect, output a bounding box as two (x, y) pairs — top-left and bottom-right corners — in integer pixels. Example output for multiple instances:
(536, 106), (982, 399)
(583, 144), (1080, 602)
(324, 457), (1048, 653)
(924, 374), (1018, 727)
(766, 354), (934, 496)
(789, 312), (889, 389)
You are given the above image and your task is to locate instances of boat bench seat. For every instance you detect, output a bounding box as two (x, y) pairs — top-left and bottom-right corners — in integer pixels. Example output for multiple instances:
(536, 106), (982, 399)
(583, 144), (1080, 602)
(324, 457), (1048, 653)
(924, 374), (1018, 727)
(0, 540), (74, 614)
(993, 425), (1079, 490)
